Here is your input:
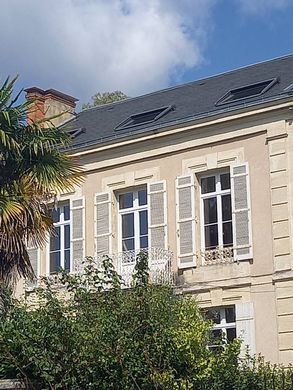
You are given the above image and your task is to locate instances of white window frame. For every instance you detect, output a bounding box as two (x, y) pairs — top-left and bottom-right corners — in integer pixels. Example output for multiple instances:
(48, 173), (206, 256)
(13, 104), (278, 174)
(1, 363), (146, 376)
(49, 202), (71, 274)
(207, 306), (237, 348)
(200, 170), (233, 252)
(117, 188), (148, 253)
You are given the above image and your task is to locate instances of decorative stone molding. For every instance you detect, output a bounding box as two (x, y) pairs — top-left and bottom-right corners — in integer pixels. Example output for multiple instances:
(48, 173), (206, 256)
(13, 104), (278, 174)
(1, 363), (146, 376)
(102, 167), (160, 191)
(182, 148), (244, 175)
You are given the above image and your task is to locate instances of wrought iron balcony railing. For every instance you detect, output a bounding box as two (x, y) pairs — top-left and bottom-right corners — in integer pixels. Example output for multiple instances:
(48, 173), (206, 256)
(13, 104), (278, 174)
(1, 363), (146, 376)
(25, 246), (237, 293)
(75, 247), (174, 287)
(200, 246), (234, 266)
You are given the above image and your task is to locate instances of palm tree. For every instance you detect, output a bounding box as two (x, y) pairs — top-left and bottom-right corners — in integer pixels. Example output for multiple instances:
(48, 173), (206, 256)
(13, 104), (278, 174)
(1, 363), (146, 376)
(0, 77), (82, 285)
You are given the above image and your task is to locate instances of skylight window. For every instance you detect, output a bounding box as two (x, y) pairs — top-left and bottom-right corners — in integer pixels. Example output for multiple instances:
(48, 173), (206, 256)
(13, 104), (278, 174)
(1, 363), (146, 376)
(67, 128), (86, 138)
(216, 78), (277, 106)
(115, 106), (173, 130)
(284, 83), (293, 92)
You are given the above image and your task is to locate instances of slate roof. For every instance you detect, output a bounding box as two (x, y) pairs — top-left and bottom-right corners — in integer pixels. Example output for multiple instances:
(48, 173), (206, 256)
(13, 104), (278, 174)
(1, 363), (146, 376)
(63, 54), (293, 151)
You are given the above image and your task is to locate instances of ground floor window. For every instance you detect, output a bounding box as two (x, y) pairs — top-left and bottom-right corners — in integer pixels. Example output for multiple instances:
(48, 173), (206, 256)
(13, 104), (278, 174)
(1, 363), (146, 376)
(204, 306), (237, 351)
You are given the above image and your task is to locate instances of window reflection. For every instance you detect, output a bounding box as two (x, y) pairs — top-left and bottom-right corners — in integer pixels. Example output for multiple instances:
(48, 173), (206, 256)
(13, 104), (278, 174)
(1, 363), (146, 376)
(49, 203), (71, 274)
(119, 188), (148, 252)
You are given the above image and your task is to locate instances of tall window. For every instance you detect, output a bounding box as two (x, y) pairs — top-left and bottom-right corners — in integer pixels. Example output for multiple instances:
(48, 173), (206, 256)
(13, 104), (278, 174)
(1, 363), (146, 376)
(118, 188), (148, 252)
(205, 306), (237, 351)
(200, 172), (233, 250)
(50, 203), (71, 273)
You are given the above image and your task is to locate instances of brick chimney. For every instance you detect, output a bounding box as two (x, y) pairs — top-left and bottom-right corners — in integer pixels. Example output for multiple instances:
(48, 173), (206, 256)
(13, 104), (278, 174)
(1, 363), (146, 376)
(25, 87), (78, 127)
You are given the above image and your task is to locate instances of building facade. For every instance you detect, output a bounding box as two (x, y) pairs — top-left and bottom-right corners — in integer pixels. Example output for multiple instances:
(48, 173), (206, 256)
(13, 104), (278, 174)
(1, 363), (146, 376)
(24, 54), (293, 364)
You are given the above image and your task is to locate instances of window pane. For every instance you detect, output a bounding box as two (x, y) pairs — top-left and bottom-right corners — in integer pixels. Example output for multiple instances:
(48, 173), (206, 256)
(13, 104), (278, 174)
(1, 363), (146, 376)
(223, 222), (233, 246)
(225, 307), (236, 323)
(64, 249), (70, 272)
(211, 329), (223, 344)
(139, 210), (148, 235)
(220, 173), (231, 190)
(222, 195), (232, 221)
(64, 225), (70, 249)
(50, 227), (60, 251)
(51, 207), (60, 223)
(50, 251), (60, 273)
(119, 192), (133, 209)
(122, 238), (135, 251)
(205, 225), (218, 249)
(140, 236), (148, 249)
(138, 189), (147, 206)
(209, 345), (224, 353)
(201, 176), (216, 194)
(227, 327), (237, 343)
(206, 309), (221, 324)
(63, 204), (70, 221)
(122, 213), (134, 238)
(204, 197), (217, 224)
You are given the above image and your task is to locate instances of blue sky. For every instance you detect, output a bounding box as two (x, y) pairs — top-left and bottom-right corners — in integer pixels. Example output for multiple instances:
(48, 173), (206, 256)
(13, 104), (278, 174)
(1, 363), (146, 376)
(0, 0), (292, 109)
(182, 0), (293, 84)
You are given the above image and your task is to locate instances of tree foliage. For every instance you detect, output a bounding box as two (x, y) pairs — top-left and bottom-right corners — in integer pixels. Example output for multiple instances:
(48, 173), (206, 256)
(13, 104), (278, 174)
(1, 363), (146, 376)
(0, 255), (291, 389)
(0, 76), (82, 284)
(82, 91), (128, 109)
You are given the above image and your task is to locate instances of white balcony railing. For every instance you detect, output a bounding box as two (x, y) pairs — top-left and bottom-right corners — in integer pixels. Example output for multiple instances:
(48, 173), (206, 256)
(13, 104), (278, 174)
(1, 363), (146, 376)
(200, 247), (234, 266)
(75, 247), (174, 288)
(25, 246), (237, 293)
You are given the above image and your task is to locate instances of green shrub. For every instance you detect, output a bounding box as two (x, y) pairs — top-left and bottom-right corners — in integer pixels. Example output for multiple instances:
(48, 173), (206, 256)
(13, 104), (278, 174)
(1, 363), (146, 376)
(0, 254), (291, 389)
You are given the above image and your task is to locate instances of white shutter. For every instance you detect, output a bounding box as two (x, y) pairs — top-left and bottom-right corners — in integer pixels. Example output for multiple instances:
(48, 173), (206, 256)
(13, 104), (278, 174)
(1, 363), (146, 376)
(236, 302), (256, 356)
(231, 163), (253, 261)
(70, 197), (85, 270)
(147, 181), (167, 249)
(27, 243), (40, 288)
(95, 192), (112, 255)
(176, 175), (196, 269)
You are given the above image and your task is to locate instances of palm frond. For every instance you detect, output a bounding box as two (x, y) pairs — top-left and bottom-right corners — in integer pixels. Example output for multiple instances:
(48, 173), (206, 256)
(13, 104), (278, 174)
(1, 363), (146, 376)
(0, 76), (83, 284)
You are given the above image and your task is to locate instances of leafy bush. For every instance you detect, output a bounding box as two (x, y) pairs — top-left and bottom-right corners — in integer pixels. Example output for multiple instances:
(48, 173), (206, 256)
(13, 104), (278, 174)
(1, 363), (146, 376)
(0, 254), (291, 389)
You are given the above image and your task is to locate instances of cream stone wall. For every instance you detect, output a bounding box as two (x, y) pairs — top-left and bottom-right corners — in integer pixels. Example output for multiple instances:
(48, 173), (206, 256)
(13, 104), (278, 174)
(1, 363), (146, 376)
(35, 102), (293, 364)
(267, 115), (293, 365)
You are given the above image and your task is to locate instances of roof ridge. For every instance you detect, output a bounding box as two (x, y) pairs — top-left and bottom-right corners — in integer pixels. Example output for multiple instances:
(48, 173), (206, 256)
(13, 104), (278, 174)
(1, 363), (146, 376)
(81, 52), (293, 114)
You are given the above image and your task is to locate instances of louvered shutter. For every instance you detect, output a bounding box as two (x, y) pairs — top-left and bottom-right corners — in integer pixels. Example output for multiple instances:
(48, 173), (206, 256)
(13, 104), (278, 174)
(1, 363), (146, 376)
(230, 163), (253, 261)
(147, 181), (167, 249)
(176, 175), (196, 268)
(236, 302), (256, 356)
(27, 244), (40, 288)
(70, 197), (85, 271)
(95, 192), (112, 256)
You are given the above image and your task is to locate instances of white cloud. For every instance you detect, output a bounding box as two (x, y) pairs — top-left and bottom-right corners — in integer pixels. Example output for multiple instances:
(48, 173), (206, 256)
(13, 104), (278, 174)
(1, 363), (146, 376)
(0, 0), (214, 104)
(238, 0), (292, 14)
